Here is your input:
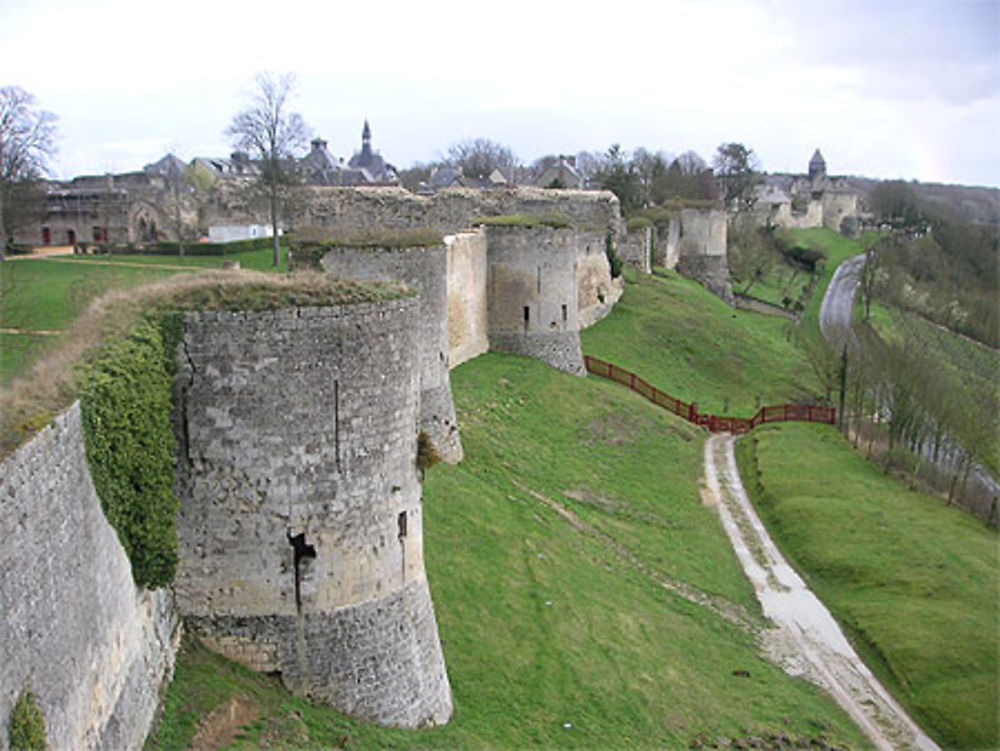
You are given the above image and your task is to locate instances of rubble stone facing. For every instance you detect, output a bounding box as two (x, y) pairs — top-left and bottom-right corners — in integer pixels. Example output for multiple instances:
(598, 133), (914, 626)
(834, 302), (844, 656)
(485, 225), (609, 375)
(619, 227), (652, 273)
(678, 209), (734, 304)
(0, 404), (179, 751)
(295, 186), (623, 235)
(445, 230), (490, 368)
(319, 246), (462, 463)
(172, 300), (453, 728)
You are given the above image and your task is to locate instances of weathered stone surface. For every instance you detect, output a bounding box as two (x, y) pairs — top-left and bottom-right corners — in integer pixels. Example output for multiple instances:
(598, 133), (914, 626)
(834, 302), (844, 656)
(0, 404), (179, 751)
(173, 300), (453, 728)
(485, 225), (611, 375)
(319, 246), (462, 463)
(445, 229), (489, 368)
(619, 226), (652, 273)
(187, 578), (450, 728)
(294, 186), (622, 236)
(678, 209), (734, 304)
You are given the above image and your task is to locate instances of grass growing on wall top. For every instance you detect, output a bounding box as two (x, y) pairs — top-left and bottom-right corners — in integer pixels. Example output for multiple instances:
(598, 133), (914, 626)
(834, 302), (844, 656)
(0, 271), (410, 457)
(148, 352), (869, 750)
(736, 423), (999, 749)
(473, 212), (574, 229)
(0, 245), (293, 383)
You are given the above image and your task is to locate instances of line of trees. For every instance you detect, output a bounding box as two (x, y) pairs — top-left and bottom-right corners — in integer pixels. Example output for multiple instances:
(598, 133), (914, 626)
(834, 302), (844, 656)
(809, 318), (999, 521)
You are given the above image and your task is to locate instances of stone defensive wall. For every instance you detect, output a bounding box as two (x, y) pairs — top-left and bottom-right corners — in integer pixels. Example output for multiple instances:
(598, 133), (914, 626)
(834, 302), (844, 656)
(318, 246), (462, 463)
(445, 230), (489, 368)
(294, 186), (623, 235)
(173, 300), (453, 728)
(619, 226), (652, 273)
(644, 208), (733, 304)
(0, 405), (179, 751)
(676, 208), (733, 302)
(485, 225), (620, 375)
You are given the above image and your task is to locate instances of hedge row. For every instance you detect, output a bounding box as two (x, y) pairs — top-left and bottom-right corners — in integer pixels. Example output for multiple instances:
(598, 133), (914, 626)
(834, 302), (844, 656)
(75, 236), (283, 257)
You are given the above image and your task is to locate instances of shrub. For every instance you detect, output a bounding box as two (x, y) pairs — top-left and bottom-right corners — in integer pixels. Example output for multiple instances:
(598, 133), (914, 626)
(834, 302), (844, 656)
(605, 230), (623, 279)
(627, 216), (653, 232)
(474, 213), (573, 229)
(79, 314), (182, 589)
(416, 430), (441, 471)
(9, 687), (46, 751)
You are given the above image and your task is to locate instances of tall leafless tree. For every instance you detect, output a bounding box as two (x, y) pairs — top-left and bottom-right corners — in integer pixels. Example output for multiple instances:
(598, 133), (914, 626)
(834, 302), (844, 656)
(226, 72), (308, 267)
(0, 86), (57, 253)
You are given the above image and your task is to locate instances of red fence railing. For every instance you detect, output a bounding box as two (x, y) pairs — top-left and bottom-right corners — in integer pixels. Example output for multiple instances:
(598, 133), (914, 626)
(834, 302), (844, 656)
(584, 355), (835, 434)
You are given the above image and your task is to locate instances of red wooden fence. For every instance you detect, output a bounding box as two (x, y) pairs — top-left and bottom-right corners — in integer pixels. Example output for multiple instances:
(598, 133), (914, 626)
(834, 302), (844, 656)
(583, 355), (835, 434)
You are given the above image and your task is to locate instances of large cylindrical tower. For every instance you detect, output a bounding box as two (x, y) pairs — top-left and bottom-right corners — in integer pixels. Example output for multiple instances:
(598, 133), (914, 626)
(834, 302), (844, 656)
(172, 298), (452, 728)
(320, 245), (463, 463)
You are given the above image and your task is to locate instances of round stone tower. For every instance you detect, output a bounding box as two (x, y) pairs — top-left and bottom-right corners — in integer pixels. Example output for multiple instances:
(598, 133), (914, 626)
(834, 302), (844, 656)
(320, 244), (463, 463)
(172, 298), (453, 728)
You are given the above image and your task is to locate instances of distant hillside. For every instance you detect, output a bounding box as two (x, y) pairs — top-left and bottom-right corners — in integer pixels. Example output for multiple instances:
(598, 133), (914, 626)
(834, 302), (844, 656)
(844, 176), (1000, 225)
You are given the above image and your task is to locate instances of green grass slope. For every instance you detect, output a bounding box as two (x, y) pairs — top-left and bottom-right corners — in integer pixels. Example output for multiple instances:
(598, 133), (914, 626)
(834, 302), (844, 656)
(737, 424), (999, 749)
(0, 246), (289, 383)
(582, 269), (821, 416)
(149, 353), (868, 750)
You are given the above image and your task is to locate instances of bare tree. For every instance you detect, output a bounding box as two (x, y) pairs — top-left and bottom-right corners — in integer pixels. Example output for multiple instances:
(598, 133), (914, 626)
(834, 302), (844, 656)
(445, 138), (517, 181)
(859, 236), (889, 323)
(0, 86), (57, 252)
(226, 72), (308, 267)
(713, 142), (761, 211)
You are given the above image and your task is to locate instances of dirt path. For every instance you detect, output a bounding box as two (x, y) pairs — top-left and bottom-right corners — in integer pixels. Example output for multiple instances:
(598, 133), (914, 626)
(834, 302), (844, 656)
(0, 328), (64, 335)
(703, 434), (940, 751)
(511, 480), (758, 632)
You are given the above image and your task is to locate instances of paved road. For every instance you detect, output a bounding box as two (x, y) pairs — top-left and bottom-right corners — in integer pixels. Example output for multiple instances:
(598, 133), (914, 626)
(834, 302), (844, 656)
(819, 253), (866, 346)
(819, 253), (999, 511)
(704, 434), (940, 751)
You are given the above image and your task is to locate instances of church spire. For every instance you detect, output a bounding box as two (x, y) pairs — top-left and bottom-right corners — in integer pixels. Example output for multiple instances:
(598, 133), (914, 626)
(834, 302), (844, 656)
(362, 119), (371, 146)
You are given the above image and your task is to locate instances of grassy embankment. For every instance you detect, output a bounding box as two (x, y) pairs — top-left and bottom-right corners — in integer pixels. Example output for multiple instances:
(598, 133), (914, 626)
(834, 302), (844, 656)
(148, 269), (869, 747)
(580, 268), (818, 416)
(589, 229), (997, 748)
(730, 229), (999, 749)
(862, 300), (1000, 477)
(0, 246), (289, 383)
(737, 424), (998, 750)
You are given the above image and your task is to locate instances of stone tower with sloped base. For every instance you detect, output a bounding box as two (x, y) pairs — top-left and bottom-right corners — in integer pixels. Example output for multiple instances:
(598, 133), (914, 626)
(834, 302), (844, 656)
(172, 298), (452, 728)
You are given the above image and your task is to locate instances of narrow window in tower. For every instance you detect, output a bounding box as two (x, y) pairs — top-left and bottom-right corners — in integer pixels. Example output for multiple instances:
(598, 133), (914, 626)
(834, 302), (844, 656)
(523, 305), (530, 331)
(287, 532), (317, 611)
(397, 510), (408, 540)
(333, 379), (341, 472)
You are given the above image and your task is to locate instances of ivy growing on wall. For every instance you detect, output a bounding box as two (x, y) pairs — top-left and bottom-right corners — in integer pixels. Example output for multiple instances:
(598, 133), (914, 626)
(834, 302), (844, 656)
(605, 230), (623, 279)
(79, 313), (183, 589)
(8, 686), (46, 751)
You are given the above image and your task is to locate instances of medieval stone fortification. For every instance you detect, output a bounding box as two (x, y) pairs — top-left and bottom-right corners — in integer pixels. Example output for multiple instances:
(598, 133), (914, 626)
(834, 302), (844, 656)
(752, 150), (861, 234)
(0, 406), (179, 751)
(174, 301), (452, 728)
(1, 188), (731, 747)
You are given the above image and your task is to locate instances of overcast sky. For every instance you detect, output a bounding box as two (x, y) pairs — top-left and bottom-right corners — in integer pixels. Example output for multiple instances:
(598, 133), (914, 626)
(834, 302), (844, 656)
(2, 0), (998, 186)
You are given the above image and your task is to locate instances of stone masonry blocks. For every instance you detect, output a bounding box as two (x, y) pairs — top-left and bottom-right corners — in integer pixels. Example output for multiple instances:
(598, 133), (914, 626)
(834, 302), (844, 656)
(320, 246), (462, 463)
(173, 299), (453, 728)
(0, 404), (179, 751)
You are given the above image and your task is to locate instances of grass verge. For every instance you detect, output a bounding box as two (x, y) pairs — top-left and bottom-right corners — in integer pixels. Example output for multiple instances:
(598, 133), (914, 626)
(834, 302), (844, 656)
(736, 423), (999, 749)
